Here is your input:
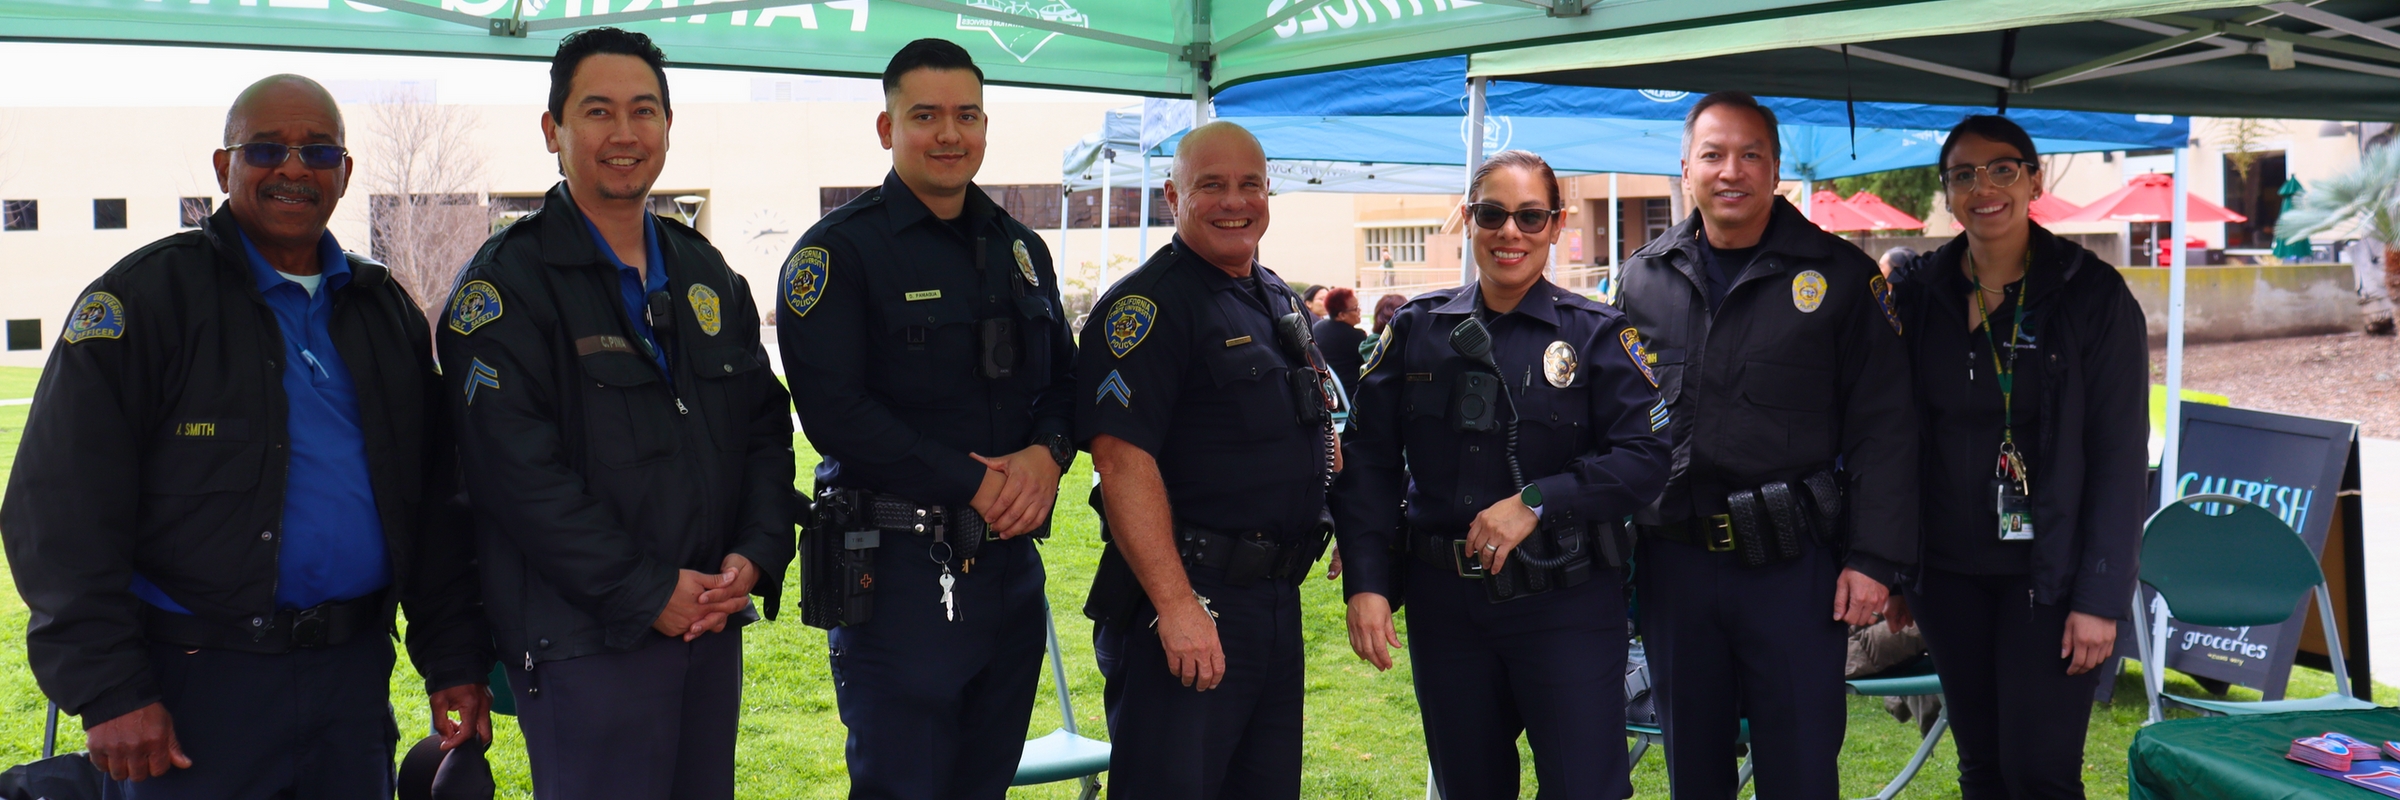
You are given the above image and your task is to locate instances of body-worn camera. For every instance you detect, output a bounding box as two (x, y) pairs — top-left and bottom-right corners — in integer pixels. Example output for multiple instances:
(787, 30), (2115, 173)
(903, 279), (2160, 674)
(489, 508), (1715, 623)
(979, 317), (1017, 380)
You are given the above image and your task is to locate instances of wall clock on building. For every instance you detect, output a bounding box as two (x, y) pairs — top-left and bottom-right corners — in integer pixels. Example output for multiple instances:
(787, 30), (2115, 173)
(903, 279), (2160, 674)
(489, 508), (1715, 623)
(739, 209), (795, 258)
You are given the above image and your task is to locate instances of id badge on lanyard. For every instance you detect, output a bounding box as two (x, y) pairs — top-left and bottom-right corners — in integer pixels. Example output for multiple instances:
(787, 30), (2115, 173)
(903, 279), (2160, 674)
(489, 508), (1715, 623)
(1979, 253), (2035, 542)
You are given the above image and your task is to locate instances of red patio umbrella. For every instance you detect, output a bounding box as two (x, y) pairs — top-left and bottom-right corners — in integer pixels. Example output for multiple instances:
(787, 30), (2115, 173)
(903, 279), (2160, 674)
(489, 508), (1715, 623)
(2060, 173), (2245, 266)
(1844, 191), (1925, 231)
(1805, 190), (1885, 233)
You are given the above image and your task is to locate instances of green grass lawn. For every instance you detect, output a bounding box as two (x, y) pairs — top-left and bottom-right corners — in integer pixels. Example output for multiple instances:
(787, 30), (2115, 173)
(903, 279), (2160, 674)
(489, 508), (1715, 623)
(0, 363), (2389, 797)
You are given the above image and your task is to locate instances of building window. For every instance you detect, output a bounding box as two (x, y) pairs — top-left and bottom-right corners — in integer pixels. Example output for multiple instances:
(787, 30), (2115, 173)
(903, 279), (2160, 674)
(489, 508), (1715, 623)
(1642, 199), (1673, 245)
(3, 200), (37, 231)
(179, 197), (213, 228)
(820, 187), (873, 216)
(5, 319), (38, 351)
(93, 198), (128, 230)
(1362, 225), (1436, 264)
(987, 184), (1066, 229)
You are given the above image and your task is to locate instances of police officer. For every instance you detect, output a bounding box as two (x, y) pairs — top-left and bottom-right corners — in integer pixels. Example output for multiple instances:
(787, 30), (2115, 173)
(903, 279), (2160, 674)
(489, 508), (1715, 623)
(438, 29), (795, 799)
(778, 38), (1077, 800)
(1333, 149), (1670, 799)
(1078, 121), (1336, 800)
(1, 74), (493, 794)
(1614, 92), (1917, 799)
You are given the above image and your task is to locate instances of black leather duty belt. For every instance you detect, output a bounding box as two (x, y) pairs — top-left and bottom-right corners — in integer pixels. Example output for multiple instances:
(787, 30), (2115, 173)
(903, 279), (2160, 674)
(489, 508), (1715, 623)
(142, 591), (384, 655)
(860, 491), (996, 542)
(1409, 532), (1493, 578)
(1175, 525), (1316, 588)
(1638, 516), (1738, 553)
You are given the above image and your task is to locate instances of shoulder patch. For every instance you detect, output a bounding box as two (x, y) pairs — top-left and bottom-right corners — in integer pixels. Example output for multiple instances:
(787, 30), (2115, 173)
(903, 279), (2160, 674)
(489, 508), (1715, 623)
(1096, 369), (1134, 407)
(63, 291), (126, 343)
(1359, 331), (1391, 378)
(446, 280), (503, 336)
(1104, 295), (1157, 358)
(1869, 275), (1902, 335)
(783, 246), (830, 317)
(1618, 327), (1659, 387)
(688, 283), (723, 336)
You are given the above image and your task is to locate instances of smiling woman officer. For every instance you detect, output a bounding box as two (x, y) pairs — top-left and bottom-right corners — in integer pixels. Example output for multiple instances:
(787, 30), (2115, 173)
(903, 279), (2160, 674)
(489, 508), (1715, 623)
(1331, 149), (1669, 799)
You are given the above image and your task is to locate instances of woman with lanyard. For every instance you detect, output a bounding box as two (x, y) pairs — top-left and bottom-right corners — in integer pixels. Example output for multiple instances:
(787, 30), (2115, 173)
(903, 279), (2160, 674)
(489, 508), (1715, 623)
(1883, 115), (2149, 799)
(1331, 150), (1669, 799)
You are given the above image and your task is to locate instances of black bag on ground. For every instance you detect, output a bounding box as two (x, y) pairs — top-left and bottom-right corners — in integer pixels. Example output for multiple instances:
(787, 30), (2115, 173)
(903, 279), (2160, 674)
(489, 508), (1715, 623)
(0, 753), (101, 800)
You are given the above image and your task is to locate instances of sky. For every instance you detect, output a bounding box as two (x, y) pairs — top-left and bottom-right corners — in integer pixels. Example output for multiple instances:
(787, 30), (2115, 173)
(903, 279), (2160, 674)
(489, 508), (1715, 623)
(0, 41), (1139, 108)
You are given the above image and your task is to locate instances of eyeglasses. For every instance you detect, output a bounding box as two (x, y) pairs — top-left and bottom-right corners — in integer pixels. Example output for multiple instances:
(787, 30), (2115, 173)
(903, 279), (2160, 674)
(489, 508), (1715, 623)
(222, 142), (348, 171)
(1466, 203), (1560, 234)
(1941, 158), (2035, 192)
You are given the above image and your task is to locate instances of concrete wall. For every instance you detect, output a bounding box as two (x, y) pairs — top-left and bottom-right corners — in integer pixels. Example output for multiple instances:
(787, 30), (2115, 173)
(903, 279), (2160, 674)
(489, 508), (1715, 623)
(2119, 264), (2363, 345)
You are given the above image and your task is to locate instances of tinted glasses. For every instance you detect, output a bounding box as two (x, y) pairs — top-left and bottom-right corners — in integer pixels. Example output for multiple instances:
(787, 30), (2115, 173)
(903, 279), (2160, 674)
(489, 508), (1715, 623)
(223, 142), (349, 171)
(1940, 158), (2035, 192)
(1466, 203), (1560, 234)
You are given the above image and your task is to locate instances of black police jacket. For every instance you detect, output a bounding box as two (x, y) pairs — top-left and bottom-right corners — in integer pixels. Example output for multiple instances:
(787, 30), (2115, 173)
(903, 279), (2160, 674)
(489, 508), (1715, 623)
(1614, 198), (1917, 581)
(778, 172), (1075, 509)
(1891, 225), (2148, 618)
(1, 206), (493, 725)
(1074, 240), (1331, 540)
(1331, 279), (1671, 603)
(438, 182), (796, 666)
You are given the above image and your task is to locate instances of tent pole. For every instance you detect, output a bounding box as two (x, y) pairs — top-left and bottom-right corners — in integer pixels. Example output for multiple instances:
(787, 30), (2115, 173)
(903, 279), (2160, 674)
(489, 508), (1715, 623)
(1058, 185), (1072, 290)
(1100, 147), (1115, 288)
(1608, 172), (1621, 276)
(1139, 155), (1153, 265)
(1462, 76), (1488, 286)
(1801, 179), (1813, 216)
(2161, 147), (2190, 508)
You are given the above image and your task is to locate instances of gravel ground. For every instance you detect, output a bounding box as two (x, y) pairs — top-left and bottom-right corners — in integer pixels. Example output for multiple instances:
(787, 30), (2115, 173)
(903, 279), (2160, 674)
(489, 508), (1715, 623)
(2153, 331), (2400, 438)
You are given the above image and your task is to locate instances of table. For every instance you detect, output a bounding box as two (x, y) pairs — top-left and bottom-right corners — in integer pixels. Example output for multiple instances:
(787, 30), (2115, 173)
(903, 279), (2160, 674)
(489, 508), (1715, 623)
(2131, 708), (2400, 799)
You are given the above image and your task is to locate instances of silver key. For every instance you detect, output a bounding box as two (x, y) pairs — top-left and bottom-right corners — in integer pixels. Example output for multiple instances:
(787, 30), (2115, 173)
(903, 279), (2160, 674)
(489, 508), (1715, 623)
(938, 568), (956, 622)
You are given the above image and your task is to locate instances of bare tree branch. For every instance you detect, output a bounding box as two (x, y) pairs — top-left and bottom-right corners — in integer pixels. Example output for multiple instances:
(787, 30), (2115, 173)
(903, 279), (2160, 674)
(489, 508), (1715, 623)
(359, 91), (489, 327)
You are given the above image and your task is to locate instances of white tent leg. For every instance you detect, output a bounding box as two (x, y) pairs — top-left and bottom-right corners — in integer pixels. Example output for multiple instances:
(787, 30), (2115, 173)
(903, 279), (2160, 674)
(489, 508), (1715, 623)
(2161, 147), (2190, 508)
(1461, 76), (1488, 287)
(1100, 147), (1114, 288)
(1139, 155), (1153, 266)
(1608, 172), (1620, 274)
(1058, 186), (1073, 287)
(1801, 179), (1814, 216)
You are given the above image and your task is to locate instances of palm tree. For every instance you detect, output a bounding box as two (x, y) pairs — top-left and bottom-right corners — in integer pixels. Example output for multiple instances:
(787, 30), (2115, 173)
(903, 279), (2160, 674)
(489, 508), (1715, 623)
(2277, 141), (2400, 334)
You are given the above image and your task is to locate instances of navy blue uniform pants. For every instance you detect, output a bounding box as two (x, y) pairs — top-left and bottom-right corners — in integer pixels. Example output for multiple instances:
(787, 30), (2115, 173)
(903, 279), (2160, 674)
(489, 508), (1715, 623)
(1406, 556), (1632, 800)
(830, 534), (1046, 800)
(1093, 565), (1303, 800)
(1906, 569), (2099, 800)
(106, 633), (397, 800)
(509, 626), (743, 800)
(1636, 538), (1848, 800)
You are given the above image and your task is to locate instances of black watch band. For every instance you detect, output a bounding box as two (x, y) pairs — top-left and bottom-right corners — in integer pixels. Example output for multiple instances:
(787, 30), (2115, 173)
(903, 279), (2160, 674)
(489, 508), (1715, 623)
(1040, 433), (1075, 470)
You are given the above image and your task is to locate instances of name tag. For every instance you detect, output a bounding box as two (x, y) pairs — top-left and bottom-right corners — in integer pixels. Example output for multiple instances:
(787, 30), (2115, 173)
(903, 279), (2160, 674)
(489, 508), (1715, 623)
(905, 290), (943, 302)
(1224, 335), (1253, 347)
(176, 422), (216, 437)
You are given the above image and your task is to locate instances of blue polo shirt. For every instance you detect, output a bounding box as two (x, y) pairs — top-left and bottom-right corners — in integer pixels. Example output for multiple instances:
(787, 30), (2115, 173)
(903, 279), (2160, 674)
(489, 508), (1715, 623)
(583, 213), (671, 376)
(132, 229), (392, 613)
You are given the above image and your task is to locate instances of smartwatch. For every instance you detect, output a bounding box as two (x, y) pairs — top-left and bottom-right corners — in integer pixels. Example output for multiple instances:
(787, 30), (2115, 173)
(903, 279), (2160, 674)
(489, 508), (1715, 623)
(1519, 482), (1543, 509)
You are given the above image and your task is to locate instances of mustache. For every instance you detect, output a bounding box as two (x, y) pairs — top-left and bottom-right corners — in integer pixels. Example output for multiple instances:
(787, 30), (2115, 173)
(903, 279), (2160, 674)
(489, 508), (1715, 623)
(259, 181), (322, 202)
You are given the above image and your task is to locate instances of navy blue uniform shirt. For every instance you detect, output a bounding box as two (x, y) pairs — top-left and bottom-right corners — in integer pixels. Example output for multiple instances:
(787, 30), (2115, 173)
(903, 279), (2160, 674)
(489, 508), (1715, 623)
(1074, 238), (1330, 541)
(137, 228), (390, 612)
(1330, 279), (1670, 601)
(778, 172), (1076, 508)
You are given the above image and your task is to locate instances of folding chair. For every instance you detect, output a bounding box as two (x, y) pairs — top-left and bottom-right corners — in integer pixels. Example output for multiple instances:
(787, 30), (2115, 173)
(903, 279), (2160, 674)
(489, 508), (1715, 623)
(2129, 492), (2377, 725)
(1844, 658), (1948, 800)
(1013, 597), (1111, 800)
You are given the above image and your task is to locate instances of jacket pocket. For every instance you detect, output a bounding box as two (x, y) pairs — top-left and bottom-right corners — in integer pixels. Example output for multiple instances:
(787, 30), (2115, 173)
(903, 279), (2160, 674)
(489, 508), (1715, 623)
(1738, 360), (1835, 456)
(578, 350), (677, 468)
(870, 294), (976, 406)
(141, 440), (265, 495)
(694, 344), (766, 453)
(1520, 387), (1592, 467)
(1197, 341), (1290, 440)
(1739, 361), (1833, 412)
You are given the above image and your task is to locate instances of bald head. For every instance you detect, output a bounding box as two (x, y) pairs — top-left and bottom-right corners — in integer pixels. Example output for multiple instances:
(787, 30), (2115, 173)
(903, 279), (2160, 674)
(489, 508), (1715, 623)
(225, 74), (344, 147)
(1171, 121), (1264, 187)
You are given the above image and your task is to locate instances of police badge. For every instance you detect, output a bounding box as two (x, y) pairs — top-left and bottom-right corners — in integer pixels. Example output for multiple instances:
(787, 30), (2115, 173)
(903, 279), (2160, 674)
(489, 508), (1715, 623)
(1792, 270), (1827, 313)
(1012, 239), (1039, 287)
(688, 283), (723, 337)
(785, 246), (830, 317)
(1542, 341), (1578, 388)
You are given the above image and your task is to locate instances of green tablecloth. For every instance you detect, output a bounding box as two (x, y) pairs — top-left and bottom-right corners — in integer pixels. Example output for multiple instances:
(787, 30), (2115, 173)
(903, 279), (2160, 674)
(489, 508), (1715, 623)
(2130, 708), (2400, 800)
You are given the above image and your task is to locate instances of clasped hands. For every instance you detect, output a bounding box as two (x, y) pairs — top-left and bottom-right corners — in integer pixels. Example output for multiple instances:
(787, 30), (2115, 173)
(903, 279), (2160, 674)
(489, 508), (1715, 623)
(969, 444), (1064, 538)
(654, 553), (759, 641)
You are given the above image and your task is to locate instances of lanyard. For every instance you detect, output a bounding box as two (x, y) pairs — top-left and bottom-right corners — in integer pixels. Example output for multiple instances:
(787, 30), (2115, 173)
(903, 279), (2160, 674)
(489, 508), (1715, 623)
(1972, 250), (2033, 488)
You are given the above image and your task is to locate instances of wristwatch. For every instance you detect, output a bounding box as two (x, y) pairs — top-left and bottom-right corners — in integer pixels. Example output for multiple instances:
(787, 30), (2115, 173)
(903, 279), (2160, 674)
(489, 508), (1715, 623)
(1519, 482), (1543, 509)
(1038, 432), (1075, 470)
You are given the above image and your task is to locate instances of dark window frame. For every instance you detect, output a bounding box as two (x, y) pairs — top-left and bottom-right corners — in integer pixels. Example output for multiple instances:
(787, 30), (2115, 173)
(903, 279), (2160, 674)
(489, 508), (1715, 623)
(93, 198), (128, 230)
(2, 200), (37, 231)
(4, 319), (40, 351)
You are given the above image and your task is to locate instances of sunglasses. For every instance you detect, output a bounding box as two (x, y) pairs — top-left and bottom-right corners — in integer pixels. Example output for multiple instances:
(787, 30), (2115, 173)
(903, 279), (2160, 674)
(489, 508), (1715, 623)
(1940, 158), (2035, 192)
(222, 142), (348, 171)
(1466, 203), (1561, 234)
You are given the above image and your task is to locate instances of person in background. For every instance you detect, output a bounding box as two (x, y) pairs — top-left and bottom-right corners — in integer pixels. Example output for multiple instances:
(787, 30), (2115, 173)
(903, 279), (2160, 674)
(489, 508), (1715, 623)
(1879, 245), (1918, 280)
(1358, 293), (1408, 363)
(1883, 114), (2147, 800)
(1312, 286), (1367, 399)
(1302, 284), (1330, 321)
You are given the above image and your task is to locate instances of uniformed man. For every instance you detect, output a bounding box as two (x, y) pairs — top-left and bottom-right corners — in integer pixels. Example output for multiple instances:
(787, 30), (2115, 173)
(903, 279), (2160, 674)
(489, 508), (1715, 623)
(1333, 149), (1670, 799)
(1078, 121), (1337, 800)
(437, 28), (795, 799)
(1, 74), (493, 795)
(776, 38), (1076, 799)
(1614, 91), (1917, 799)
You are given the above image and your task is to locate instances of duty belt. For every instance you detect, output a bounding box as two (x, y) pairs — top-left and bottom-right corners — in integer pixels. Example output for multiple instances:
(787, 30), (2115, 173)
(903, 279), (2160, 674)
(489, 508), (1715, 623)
(1175, 524), (1317, 588)
(1410, 531), (1492, 578)
(1639, 469), (1843, 568)
(142, 591), (384, 654)
(859, 491), (997, 542)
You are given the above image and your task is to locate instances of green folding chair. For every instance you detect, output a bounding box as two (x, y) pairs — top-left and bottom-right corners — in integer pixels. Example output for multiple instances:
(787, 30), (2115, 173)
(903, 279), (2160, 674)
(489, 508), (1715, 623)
(2129, 492), (2377, 725)
(1013, 597), (1111, 800)
(1845, 658), (1948, 800)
